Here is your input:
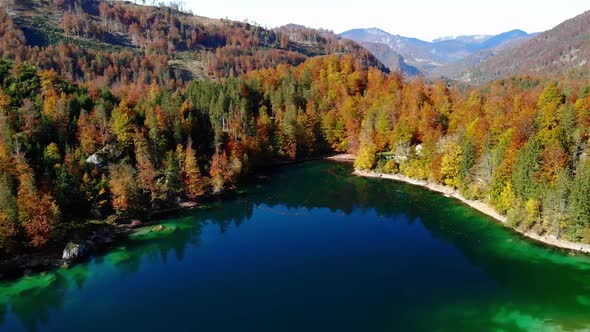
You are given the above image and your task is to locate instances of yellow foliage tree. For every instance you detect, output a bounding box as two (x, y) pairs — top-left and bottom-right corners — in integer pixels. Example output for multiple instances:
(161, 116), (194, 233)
(524, 198), (541, 229)
(440, 141), (462, 187)
(496, 182), (516, 215)
(354, 144), (377, 170)
(111, 102), (134, 147)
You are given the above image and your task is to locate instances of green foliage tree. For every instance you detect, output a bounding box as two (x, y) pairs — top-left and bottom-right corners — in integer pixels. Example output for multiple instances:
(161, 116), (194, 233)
(164, 150), (181, 203)
(0, 175), (19, 251)
(459, 139), (476, 189)
(568, 161), (590, 240)
(512, 139), (541, 199)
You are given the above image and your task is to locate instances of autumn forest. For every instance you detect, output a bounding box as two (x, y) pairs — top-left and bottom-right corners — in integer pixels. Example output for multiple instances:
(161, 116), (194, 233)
(1, 0), (590, 260)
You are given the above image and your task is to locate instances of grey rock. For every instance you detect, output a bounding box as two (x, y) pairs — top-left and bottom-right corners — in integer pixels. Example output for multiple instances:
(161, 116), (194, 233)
(62, 242), (88, 262)
(86, 153), (104, 166)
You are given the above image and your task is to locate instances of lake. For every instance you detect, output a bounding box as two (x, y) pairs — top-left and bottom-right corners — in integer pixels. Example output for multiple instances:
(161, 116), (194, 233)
(1, 161), (590, 332)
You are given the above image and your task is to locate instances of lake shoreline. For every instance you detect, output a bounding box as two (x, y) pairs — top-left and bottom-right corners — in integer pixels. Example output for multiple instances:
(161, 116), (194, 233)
(0, 155), (336, 280)
(326, 154), (590, 255)
(4, 153), (589, 281)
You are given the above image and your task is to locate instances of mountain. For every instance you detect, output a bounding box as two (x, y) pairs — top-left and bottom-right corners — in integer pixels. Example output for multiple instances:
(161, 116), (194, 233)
(476, 29), (533, 50)
(340, 28), (439, 72)
(434, 35), (490, 43)
(340, 27), (535, 75)
(358, 41), (420, 76)
(0, 0), (387, 82)
(444, 10), (590, 84)
(275, 24), (389, 72)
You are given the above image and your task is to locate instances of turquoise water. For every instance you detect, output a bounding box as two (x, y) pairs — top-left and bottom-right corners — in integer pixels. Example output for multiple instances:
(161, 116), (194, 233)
(1, 162), (590, 332)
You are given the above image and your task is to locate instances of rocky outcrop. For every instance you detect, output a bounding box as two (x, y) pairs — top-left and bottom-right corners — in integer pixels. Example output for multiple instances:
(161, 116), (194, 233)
(62, 242), (88, 262)
(86, 144), (123, 167)
(61, 229), (116, 267)
(1, 226), (125, 279)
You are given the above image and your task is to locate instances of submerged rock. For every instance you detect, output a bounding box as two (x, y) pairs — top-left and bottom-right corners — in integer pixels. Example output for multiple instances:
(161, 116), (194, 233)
(129, 220), (144, 228)
(129, 224), (178, 241)
(152, 225), (166, 232)
(62, 242), (88, 262)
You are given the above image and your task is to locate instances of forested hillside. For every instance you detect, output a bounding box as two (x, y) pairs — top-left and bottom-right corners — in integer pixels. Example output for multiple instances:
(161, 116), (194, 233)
(0, 0), (590, 259)
(0, 0), (386, 82)
(358, 41), (420, 76)
(0, 0), (387, 256)
(448, 10), (590, 84)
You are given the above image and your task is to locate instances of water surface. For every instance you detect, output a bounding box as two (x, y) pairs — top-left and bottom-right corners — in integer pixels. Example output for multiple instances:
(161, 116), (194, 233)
(1, 162), (590, 332)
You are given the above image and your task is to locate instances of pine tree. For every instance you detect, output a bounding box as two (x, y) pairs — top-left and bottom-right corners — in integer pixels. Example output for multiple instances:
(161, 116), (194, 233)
(569, 161), (590, 236)
(0, 108), (12, 173)
(0, 175), (19, 251)
(512, 138), (541, 199)
(164, 150), (181, 203)
(55, 164), (82, 218)
(459, 139), (476, 188)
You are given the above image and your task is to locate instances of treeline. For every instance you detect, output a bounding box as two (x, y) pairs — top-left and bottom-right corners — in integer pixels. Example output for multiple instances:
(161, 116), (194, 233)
(1, 48), (590, 256)
(353, 78), (590, 243)
(0, 0), (589, 256)
(185, 56), (590, 244)
(0, 53), (372, 255)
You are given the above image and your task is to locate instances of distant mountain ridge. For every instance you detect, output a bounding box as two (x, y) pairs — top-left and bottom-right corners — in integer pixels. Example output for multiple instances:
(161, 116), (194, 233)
(358, 41), (420, 76)
(443, 10), (590, 84)
(340, 27), (536, 76)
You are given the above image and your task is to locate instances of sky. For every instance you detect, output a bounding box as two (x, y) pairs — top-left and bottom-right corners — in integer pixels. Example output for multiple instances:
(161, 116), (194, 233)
(176, 0), (590, 41)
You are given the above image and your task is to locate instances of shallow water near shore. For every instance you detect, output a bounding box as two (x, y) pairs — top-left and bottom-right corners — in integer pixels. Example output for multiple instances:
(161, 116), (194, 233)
(1, 161), (590, 332)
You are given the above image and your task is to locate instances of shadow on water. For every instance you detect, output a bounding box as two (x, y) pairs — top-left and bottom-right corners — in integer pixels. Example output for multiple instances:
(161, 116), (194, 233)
(1, 161), (590, 331)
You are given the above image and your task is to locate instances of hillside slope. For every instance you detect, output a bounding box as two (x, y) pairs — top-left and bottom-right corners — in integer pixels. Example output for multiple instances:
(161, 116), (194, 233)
(359, 41), (420, 76)
(450, 10), (590, 84)
(0, 0), (387, 82)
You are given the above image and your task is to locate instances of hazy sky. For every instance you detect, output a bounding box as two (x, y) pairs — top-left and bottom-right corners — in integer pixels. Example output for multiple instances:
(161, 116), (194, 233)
(179, 0), (590, 41)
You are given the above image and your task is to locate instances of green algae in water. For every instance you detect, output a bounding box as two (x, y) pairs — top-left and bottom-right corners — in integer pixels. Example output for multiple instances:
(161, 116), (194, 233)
(576, 295), (590, 307)
(0, 273), (57, 302)
(129, 224), (178, 241)
(3, 162), (590, 332)
(105, 247), (133, 265)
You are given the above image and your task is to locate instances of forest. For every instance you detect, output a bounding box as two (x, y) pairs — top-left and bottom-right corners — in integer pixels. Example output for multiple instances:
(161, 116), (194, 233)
(0, 0), (590, 257)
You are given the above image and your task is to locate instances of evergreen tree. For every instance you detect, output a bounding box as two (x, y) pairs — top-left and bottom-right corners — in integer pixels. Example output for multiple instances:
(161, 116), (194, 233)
(512, 138), (541, 199)
(569, 161), (590, 238)
(459, 138), (476, 189)
(164, 150), (181, 203)
(0, 174), (19, 251)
